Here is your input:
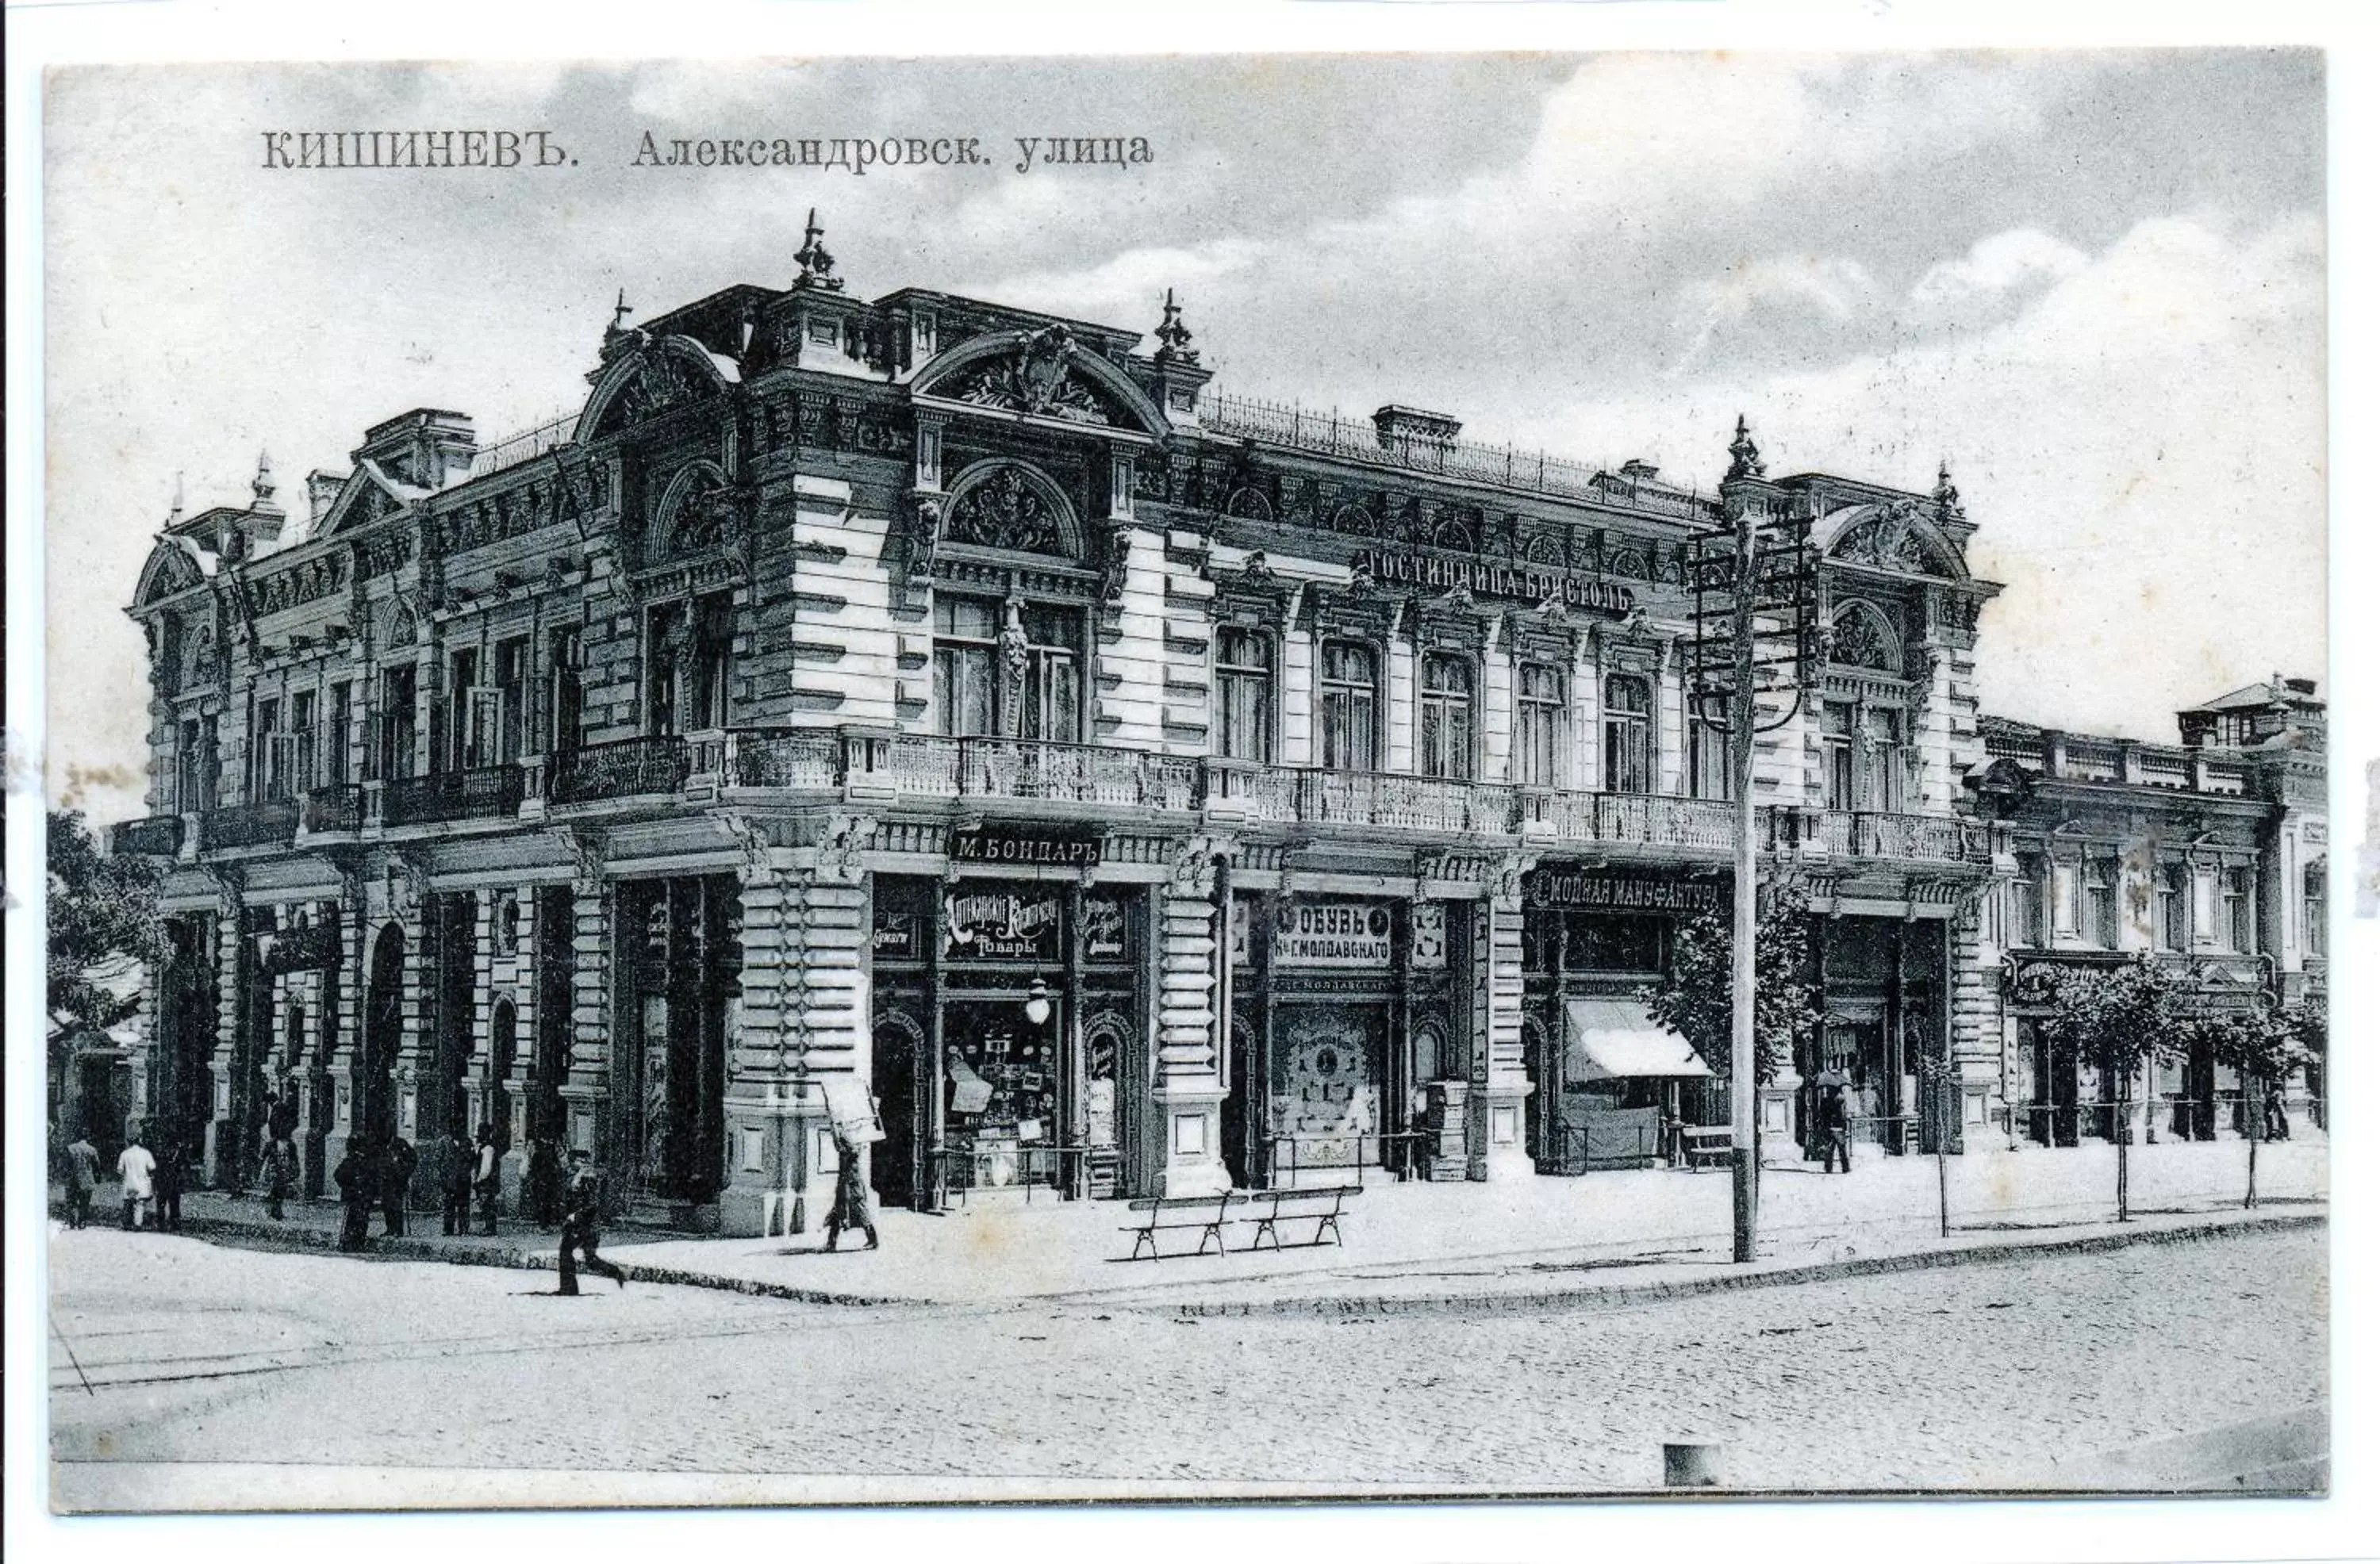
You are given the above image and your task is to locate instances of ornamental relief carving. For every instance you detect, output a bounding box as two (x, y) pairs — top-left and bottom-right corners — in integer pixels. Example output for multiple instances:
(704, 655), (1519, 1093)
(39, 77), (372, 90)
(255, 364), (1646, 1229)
(945, 464), (1069, 556)
(948, 326), (1112, 426)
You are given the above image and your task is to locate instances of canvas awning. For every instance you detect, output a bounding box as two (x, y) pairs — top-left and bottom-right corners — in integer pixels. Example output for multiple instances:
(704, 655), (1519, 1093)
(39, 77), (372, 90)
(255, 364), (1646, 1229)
(1564, 999), (1711, 1081)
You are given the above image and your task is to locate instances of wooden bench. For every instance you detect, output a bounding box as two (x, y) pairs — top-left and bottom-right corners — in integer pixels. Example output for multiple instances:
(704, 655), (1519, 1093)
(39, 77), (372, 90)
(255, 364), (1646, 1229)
(1122, 1190), (1245, 1260)
(1245, 1184), (1360, 1251)
(1679, 1126), (1735, 1171)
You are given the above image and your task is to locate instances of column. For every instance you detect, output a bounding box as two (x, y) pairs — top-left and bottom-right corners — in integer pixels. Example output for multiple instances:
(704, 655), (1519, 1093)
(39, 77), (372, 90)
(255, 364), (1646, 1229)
(1467, 860), (1534, 1180)
(1152, 839), (1230, 1196)
(208, 872), (248, 1187)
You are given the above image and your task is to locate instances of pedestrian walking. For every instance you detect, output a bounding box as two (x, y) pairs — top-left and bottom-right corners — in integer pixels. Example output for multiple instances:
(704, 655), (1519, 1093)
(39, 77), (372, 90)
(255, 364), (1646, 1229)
(822, 1126), (879, 1252)
(556, 1150), (624, 1294)
(154, 1129), (186, 1233)
(2264, 1091), (2291, 1141)
(262, 1133), (300, 1221)
(1821, 1085), (1854, 1175)
(269, 1087), (301, 1143)
(439, 1128), (475, 1236)
(381, 1133), (417, 1237)
(64, 1130), (102, 1229)
(334, 1140), (376, 1252)
(473, 1124), (503, 1235)
(117, 1133), (158, 1230)
(527, 1134), (562, 1229)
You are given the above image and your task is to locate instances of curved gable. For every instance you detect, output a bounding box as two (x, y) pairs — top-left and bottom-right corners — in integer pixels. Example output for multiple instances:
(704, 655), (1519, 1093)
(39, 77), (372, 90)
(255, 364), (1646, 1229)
(1817, 501), (1968, 581)
(135, 535), (211, 608)
(576, 334), (734, 443)
(911, 325), (1169, 438)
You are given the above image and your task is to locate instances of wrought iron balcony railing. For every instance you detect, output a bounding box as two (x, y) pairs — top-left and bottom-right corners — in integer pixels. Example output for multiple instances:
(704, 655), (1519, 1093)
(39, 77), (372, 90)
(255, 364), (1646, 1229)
(384, 765), (525, 826)
(548, 736), (690, 803)
(112, 815), (186, 857)
(203, 799), (299, 850)
(302, 783), (366, 834)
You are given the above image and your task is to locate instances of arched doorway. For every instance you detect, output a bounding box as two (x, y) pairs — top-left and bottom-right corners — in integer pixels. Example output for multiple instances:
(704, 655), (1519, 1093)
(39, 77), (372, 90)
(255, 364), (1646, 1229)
(362, 923), (405, 1147)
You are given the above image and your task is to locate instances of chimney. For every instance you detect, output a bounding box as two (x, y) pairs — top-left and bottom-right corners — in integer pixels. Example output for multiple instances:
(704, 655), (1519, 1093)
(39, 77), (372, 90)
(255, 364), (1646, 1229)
(1372, 404), (1463, 461)
(307, 470), (347, 523)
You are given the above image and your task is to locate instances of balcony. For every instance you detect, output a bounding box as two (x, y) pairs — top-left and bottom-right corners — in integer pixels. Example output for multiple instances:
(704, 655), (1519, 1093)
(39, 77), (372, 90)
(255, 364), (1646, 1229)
(1299, 769), (1517, 834)
(384, 765), (525, 826)
(204, 799), (299, 850)
(302, 783), (365, 834)
(111, 815), (186, 857)
(1850, 811), (1985, 863)
(961, 738), (1200, 811)
(549, 736), (689, 803)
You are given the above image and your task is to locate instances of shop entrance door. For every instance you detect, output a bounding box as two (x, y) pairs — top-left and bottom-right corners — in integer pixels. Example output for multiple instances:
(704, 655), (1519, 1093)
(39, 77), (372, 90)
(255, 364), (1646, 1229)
(870, 1019), (919, 1209)
(361, 923), (404, 1150)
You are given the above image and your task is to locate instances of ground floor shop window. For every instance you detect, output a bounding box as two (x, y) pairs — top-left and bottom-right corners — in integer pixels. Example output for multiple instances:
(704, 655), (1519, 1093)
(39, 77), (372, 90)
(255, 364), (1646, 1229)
(1271, 1002), (1388, 1179)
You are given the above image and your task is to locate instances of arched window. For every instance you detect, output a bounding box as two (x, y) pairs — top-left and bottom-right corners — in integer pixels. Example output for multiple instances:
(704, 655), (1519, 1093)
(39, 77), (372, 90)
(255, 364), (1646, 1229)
(1418, 654), (1475, 780)
(1602, 673), (1653, 793)
(1318, 641), (1379, 772)
(1215, 627), (1275, 762)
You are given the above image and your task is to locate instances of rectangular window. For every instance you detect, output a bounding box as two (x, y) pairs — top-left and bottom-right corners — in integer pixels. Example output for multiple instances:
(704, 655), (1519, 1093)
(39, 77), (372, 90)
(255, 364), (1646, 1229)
(932, 596), (998, 738)
(2083, 857), (2117, 949)
(327, 682), (351, 785)
(1867, 707), (1910, 814)
(176, 718), (204, 813)
(1514, 661), (1565, 788)
(1688, 718), (1733, 802)
(1022, 604), (1084, 742)
(444, 648), (482, 769)
(2010, 857), (2044, 947)
(547, 629), (582, 757)
(493, 638), (528, 763)
(290, 689), (319, 794)
(2156, 862), (2188, 951)
(251, 697), (282, 801)
(2224, 867), (2255, 952)
(1318, 640), (1378, 772)
(643, 608), (679, 738)
(690, 594), (734, 731)
(379, 664), (417, 781)
(1417, 652), (1475, 780)
(2052, 860), (2081, 937)
(1821, 700), (1855, 811)
(1602, 673), (1652, 794)
(2305, 867), (2326, 958)
(1215, 627), (1275, 762)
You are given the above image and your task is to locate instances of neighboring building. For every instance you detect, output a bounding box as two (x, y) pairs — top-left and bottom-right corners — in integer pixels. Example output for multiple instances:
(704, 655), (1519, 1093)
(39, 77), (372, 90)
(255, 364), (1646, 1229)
(115, 224), (2005, 1234)
(49, 952), (147, 1166)
(1967, 678), (2327, 1145)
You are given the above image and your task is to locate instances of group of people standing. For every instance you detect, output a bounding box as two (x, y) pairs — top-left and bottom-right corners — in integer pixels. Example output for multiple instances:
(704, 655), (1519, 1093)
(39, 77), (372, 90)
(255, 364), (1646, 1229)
(330, 1125), (569, 1252)
(58, 1122), (189, 1232)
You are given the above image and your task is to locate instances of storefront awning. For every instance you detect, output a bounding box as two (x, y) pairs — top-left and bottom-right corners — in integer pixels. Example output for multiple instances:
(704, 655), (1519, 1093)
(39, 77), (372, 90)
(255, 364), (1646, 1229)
(1564, 999), (1711, 1081)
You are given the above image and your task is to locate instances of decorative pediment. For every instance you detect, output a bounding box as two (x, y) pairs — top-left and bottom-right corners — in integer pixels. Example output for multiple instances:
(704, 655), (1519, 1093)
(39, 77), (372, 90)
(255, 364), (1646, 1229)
(1826, 600), (1902, 673)
(911, 325), (1171, 437)
(577, 334), (732, 442)
(316, 466), (412, 538)
(1827, 500), (1964, 579)
(942, 462), (1079, 558)
(136, 537), (209, 607)
(1211, 550), (1293, 623)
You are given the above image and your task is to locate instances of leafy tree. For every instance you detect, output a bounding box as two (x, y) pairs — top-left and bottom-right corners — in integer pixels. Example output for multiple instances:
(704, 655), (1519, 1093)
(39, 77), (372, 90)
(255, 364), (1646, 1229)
(2040, 954), (2195, 1217)
(1642, 880), (1820, 1087)
(48, 808), (163, 1032)
(2205, 996), (2309, 1091)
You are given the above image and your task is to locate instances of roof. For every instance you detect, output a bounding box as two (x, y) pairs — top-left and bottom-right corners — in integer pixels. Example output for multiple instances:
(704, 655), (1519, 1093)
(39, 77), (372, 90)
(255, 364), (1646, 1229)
(2182, 679), (2319, 715)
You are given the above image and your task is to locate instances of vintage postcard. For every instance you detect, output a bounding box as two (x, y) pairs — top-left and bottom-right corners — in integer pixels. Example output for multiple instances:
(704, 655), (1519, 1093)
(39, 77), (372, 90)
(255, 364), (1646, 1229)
(29, 47), (2333, 1516)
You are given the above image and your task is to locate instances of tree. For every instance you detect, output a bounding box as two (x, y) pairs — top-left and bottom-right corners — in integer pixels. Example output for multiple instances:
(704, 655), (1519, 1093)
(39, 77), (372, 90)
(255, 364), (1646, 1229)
(1643, 880), (1820, 1088)
(2040, 955), (2194, 1218)
(48, 808), (163, 1032)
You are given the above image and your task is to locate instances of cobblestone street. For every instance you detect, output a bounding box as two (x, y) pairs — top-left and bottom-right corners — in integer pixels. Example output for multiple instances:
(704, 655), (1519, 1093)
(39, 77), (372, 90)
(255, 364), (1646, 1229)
(47, 1220), (2324, 1498)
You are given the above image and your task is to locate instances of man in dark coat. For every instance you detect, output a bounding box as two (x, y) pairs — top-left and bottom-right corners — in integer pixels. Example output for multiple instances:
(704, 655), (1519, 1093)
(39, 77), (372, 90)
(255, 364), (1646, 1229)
(382, 1134), (417, 1237)
(1820, 1086), (1854, 1175)
(154, 1128), (186, 1233)
(439, 1129), (475, 1236)
(472, 1124), (503, 1236)
(556, 1150), (624, 1294)
(334, 1140), (376, 1252)
(63, 1131), (102, 1229)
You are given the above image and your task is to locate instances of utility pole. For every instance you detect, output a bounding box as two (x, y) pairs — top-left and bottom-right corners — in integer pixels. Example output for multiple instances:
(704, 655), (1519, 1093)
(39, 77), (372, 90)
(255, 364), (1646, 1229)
(1693, 416), (1814, 1267)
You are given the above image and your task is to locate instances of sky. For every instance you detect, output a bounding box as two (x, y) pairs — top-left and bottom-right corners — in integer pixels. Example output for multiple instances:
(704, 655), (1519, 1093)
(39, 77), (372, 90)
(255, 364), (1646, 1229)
(41, 51), (2327, 823)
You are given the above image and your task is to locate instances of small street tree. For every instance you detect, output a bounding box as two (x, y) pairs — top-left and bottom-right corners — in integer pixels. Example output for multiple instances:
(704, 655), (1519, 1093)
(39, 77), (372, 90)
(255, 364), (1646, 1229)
(1643, 880), (1821, 1093)
(48, 808), (163, 1033)
(2205, 993), (2313, 1207)
(2040, 955), (2194, 1220)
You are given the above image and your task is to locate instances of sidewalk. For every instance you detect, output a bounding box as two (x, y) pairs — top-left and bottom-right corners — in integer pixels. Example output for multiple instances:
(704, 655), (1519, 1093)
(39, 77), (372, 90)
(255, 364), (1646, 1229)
(60, 1136), (2325, 1313)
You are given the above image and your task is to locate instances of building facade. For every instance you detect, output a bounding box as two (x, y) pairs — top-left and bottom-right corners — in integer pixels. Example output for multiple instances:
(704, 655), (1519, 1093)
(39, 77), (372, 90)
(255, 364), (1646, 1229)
(1967, 680), (2328, 1144)
(116, 227), (2017, 1235)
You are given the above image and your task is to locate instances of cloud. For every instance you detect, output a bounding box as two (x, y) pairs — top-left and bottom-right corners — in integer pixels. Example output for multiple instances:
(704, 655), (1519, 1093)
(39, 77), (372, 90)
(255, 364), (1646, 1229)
(1910, 227), (2091, 309)
(1669, 253), (1883, 374)
(964, 238), (1268, 334)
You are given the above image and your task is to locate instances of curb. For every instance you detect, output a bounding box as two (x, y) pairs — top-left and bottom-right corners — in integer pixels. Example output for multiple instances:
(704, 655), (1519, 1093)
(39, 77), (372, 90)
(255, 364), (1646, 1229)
(1153, 1210), (2327, 1319)
(89, 1211), (921, 1309)
(63, 1202), (2321, 1317)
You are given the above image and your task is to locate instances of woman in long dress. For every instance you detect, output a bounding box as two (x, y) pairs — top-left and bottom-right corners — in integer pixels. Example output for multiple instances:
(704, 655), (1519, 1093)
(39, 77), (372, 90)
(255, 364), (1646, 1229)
(823, 1127), (879, 1252)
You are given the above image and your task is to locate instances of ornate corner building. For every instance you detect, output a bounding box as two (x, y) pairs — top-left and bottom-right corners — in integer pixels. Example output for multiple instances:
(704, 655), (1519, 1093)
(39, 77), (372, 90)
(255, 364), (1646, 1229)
(116, 224), (2087, 1235)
